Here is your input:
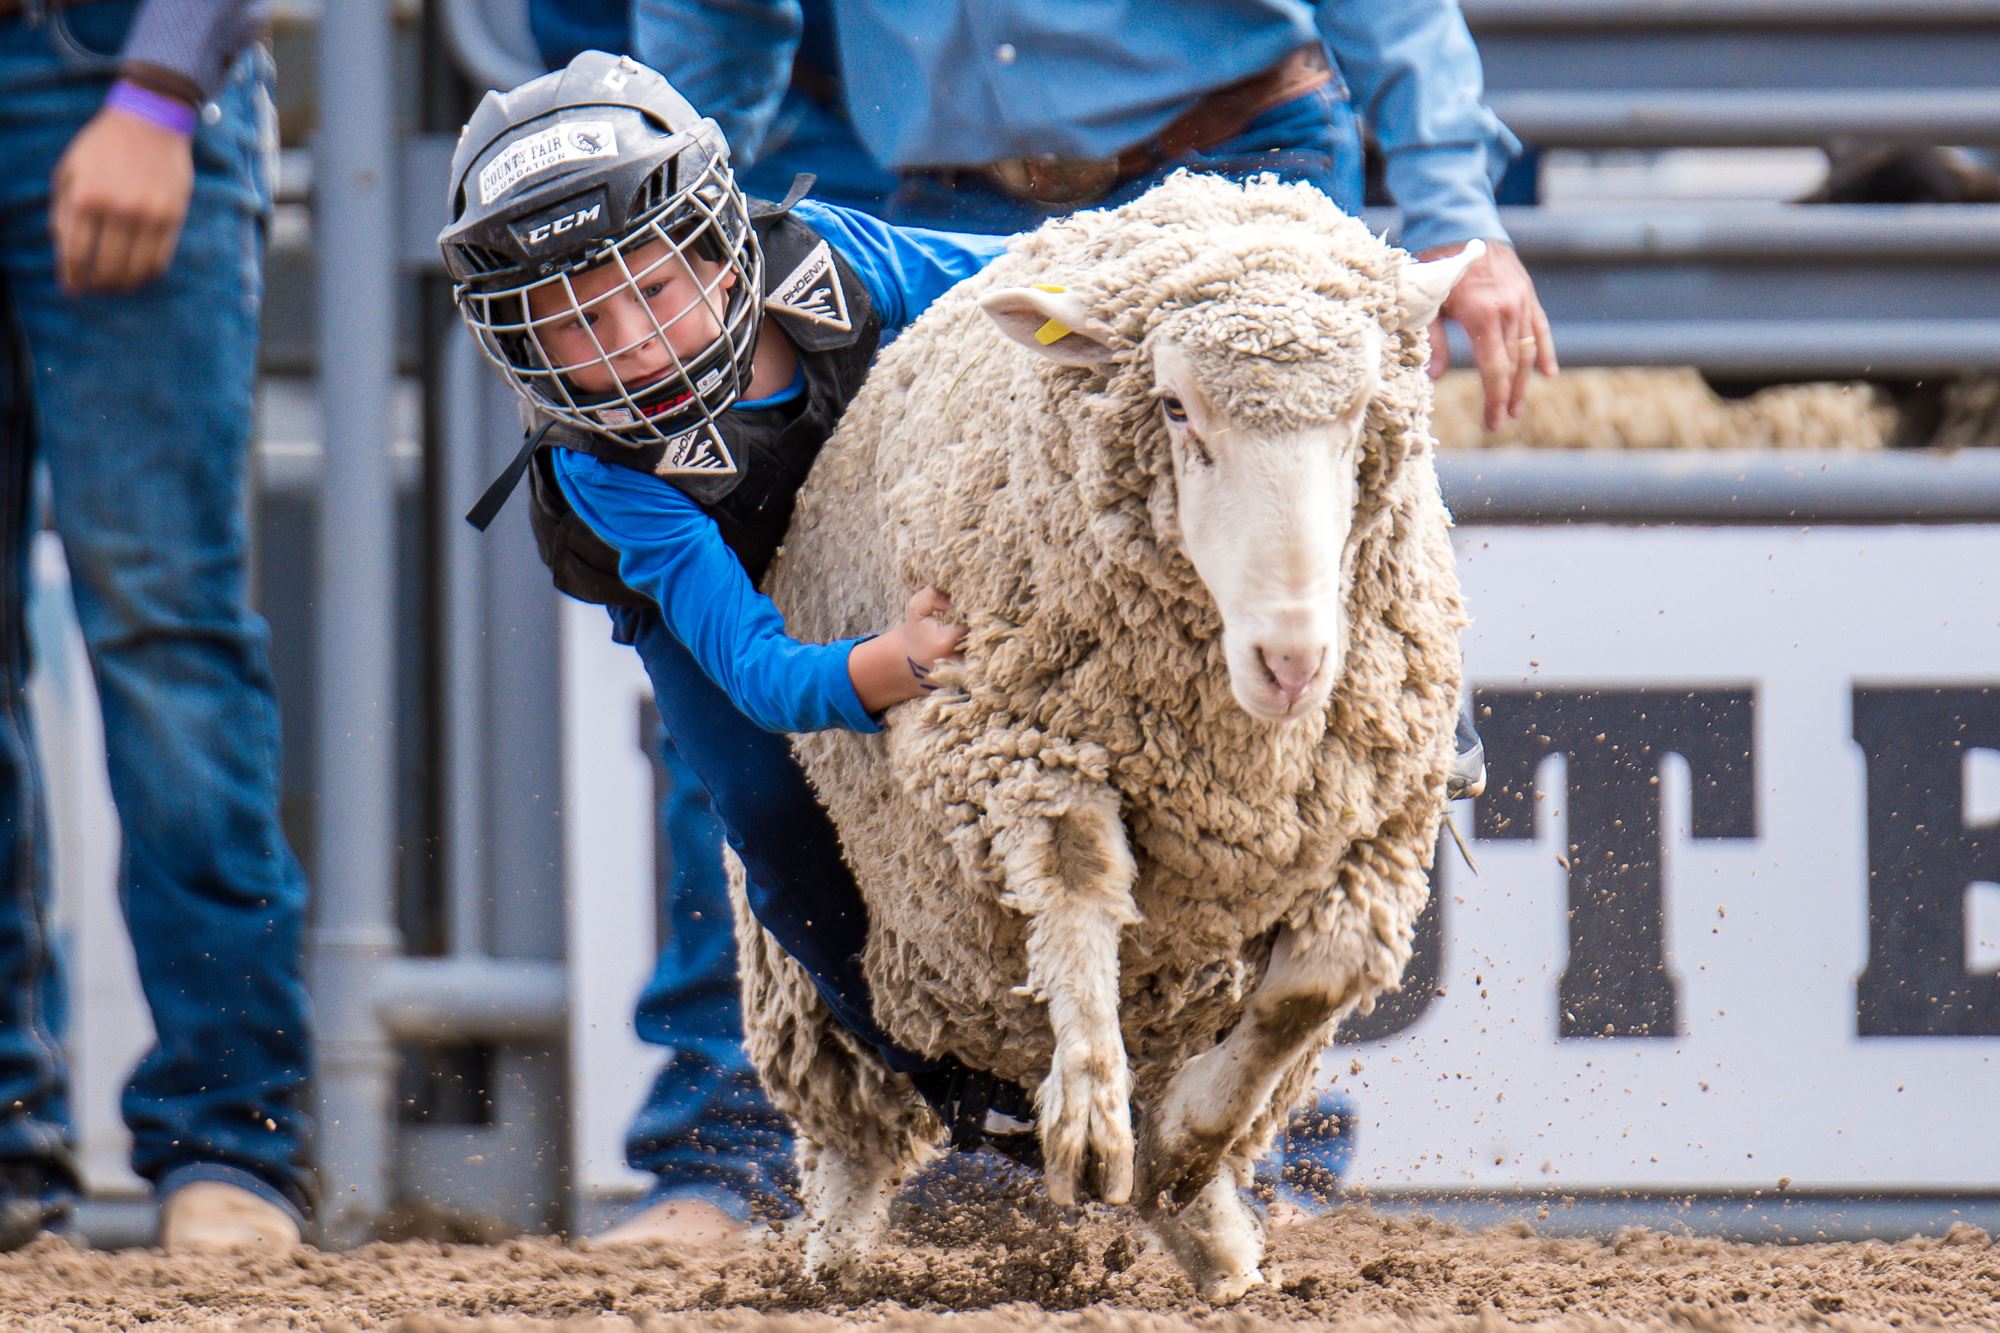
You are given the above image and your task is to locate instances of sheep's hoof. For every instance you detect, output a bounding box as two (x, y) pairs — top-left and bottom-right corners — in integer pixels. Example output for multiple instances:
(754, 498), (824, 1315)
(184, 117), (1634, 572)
(1039, 1056), (1135, 1207)
(801, 1228), (871, 1287)
(1201, 1266), (1266, 1305)
(1145, 1172), (1267, 1306)
(798, 1143), (895, 1285)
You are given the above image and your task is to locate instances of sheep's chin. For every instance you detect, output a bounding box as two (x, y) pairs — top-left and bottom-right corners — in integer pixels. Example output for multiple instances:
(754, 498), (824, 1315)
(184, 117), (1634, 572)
(1224, 656), (1336, 723)
(1230, 685), (1326, 723)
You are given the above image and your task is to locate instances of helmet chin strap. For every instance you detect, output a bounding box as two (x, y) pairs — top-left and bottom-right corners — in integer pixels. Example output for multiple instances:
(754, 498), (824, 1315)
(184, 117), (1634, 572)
(465, 420), (558, 532)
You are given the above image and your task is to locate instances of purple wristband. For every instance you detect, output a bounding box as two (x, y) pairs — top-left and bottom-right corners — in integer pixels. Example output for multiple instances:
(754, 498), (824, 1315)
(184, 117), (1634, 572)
(104, 80), (198, 138)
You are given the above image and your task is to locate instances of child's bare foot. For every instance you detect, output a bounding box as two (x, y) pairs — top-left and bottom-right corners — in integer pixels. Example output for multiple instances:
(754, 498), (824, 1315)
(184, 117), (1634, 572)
(594, 1197), (747, 1250)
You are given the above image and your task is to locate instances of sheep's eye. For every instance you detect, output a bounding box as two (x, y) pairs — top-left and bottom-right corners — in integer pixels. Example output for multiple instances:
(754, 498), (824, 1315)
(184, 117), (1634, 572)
(1161, 395), (1189, 425)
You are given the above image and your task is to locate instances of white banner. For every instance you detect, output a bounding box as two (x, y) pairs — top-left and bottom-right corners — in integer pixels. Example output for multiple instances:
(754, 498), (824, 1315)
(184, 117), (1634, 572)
(1347, 523), (2000, 1193)
(562, 600), (669, 1199)
(563, 524), (2000, 1202)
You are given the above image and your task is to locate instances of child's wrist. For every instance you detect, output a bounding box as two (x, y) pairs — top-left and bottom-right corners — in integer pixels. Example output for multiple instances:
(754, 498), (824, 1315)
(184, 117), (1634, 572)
(104, 79), (199, 138)
(847, 635), (890, 713)
(848, 626), (929, 714)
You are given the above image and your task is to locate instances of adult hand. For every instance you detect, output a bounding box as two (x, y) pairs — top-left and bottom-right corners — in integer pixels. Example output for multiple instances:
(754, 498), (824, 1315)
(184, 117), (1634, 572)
(51, 106), (196, 295)
(1420, 240), (1557, 431)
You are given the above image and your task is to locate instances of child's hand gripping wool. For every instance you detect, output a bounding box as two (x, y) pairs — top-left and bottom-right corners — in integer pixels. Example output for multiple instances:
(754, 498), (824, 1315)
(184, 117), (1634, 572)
(848, 587), (966, 710)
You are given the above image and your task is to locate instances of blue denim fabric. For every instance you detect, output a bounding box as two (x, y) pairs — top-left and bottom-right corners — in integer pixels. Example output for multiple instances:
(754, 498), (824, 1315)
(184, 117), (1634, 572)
(883, 86), (1366, 234)
(0, 7), (311, 1217)
(1257, 1088), (1356, 1212)
(620, 736), (796, 1222)
(526, 0), (629, 70)
(740, 92), (898, 217)
(613, 607), (839, 1219)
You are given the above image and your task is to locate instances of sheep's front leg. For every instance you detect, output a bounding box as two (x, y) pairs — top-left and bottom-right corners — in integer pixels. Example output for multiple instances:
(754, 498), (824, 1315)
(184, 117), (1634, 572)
(996, 795), (1139, 1206)
(1140, 922), (1362, 1215)
(798, 1139), (903, 1282)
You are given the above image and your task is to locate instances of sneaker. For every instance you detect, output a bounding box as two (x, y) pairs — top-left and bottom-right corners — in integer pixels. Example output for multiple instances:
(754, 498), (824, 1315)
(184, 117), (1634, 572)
(158, 1180), (301, 1252)
(595, 1195), (748, 1250)
(1447, 697), (1486, 801)
(0, 1163), (72, 1253)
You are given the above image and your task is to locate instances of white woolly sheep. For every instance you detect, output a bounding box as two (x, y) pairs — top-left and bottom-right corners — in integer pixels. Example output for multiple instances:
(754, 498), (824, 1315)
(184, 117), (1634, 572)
(737, 171), (1477, 1302)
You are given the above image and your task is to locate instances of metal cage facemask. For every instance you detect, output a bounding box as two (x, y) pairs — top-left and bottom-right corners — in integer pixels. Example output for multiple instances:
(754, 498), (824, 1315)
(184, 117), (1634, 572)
(457, 148), (763, 476)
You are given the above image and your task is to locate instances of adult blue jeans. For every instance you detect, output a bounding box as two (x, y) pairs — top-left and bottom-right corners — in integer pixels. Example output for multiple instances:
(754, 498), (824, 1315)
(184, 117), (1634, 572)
(740, 90), (899, 216)
(883, 83), (1366, 234)
(0, 5), (311, 1220)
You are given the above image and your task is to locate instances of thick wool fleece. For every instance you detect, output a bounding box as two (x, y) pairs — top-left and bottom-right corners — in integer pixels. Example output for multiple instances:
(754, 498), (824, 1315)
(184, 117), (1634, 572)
(759, 171), (1465, 1117)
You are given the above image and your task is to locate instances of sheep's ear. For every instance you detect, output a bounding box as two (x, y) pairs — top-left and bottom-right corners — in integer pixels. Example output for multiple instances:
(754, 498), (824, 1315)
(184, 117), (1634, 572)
(979, 284), (1118, 367)
(1394, 239), (1486, 331)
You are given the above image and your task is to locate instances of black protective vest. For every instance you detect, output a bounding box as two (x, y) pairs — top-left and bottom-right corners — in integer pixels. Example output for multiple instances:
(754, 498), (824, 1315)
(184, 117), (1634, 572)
(518, 207), (882, 607)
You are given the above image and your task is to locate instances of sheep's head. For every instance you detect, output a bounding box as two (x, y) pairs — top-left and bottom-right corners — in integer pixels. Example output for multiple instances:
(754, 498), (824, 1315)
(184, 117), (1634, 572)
(980, 226), (1480, 722)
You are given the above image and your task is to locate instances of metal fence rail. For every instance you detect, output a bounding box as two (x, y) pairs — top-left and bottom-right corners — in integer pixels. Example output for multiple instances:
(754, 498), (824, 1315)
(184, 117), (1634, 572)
(1465, 0), (2000, 21)
(1439, 447), (2000, 523)
(435, 0), (539, 94)
(310, 0), (402, 1248)
(1463, 205), (2000, 375)
(306, 0), (571, 1244)
(1468, 0), (2000, 146)
(1492, 92), (2000, 149)
(1451, 0), (2000, 376)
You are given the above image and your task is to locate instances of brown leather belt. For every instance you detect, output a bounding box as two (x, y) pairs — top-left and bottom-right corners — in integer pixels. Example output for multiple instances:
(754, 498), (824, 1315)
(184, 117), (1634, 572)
(974, 44), (1336, 210)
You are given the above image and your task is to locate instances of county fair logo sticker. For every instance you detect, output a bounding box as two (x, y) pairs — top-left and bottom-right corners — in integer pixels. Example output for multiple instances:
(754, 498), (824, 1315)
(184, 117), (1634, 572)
(479, 122), (617, 206)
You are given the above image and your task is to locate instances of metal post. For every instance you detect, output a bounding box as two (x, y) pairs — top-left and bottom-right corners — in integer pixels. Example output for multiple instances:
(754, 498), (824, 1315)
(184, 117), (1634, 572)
(310, 0), (400, 1247)
(441, 332), (491, 959)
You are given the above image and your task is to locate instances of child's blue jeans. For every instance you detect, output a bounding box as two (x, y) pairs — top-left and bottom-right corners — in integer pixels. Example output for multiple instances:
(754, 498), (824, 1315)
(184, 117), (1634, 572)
(621, 736), (796, 1221)
(610, 603), (872, 1220)
(0, 6), (310, 1221)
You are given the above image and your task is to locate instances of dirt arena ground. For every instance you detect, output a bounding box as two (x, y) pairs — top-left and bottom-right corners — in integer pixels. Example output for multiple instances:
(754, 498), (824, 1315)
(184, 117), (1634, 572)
(4, 1194), (1996, 1331)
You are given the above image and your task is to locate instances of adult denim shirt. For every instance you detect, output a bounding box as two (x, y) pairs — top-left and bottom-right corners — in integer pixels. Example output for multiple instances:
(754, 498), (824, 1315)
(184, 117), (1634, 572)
(632, 0), (1520, 253)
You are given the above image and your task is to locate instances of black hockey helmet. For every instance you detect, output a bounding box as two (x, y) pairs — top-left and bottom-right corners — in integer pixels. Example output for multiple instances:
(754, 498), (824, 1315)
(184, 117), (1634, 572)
(439, 51), (761, 471)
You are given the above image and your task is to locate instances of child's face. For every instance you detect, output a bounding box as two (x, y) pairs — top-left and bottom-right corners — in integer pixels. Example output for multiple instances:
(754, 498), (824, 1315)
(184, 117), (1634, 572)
(525, 239), (738, 396)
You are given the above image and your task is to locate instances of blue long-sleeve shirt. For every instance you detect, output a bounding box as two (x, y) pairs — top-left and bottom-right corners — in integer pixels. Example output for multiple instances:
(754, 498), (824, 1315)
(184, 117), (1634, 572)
(551, 199), (1008, 735)
(631, 0), (1519, 253)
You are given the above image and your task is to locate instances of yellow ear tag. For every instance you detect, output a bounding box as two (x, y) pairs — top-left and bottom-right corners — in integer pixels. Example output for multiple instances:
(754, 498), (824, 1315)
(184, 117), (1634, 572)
(1030, 285), (1072, 343)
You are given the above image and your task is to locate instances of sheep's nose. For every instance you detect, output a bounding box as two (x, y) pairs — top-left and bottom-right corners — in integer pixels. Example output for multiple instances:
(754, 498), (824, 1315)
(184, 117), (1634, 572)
(1255, 644), (1326, 707)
